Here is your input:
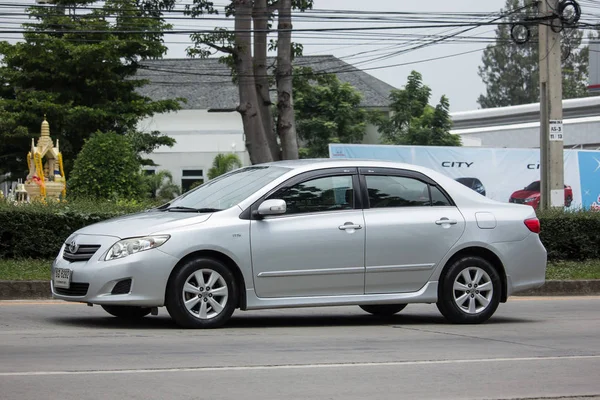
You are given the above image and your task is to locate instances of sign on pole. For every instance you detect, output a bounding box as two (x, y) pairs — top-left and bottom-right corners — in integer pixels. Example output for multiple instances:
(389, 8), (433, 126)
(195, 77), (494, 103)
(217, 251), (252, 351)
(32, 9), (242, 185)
(549, 120), (563, 141)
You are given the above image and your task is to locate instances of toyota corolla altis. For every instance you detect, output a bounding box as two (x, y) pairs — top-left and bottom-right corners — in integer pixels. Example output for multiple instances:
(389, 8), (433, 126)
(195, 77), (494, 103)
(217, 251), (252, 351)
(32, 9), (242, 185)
(52, 159), (547, 328)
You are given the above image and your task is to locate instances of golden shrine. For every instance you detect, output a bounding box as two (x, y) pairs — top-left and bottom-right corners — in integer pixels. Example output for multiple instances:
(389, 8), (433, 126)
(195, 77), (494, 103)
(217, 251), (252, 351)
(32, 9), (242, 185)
(24, 117), (66, 200)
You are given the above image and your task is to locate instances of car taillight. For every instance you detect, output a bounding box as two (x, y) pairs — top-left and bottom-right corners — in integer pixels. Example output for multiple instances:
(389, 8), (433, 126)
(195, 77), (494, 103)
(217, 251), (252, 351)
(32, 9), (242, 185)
(524, 218), (540, 233)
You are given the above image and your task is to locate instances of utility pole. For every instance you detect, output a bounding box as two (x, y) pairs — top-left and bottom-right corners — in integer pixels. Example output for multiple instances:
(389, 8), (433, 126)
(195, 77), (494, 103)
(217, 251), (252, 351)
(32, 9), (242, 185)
(538, 0), (564, 210)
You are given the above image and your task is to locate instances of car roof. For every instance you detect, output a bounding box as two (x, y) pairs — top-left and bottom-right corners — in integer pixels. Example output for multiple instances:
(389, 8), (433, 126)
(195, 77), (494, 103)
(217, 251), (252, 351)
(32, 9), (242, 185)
(261, 158), (419, 171)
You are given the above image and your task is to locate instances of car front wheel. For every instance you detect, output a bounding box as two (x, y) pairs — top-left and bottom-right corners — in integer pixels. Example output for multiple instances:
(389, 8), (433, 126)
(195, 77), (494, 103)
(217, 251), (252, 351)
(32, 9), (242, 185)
(359, 304), (407, 316)
(101, 305), (152, 319)
(436, 256), (501, 324)
(166, 257), (238, 329)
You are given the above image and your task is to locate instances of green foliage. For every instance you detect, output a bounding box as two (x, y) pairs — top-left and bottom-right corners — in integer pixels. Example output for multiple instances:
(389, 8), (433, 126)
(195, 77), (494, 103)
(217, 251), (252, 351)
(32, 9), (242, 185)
(545, 260), (600, 280)
(208, 154), (243, 179)
(373, 71), (461, 147)
(68, 131), (145, 200)
(537, 210), (600, 262)
(0, 198), (155, 259)
(0, 258), (52, 281)
(0, 0), (182, 179)
(477, 0), (591, 108)
(142, 170), (181, 201)
(293, 68), (367, 158)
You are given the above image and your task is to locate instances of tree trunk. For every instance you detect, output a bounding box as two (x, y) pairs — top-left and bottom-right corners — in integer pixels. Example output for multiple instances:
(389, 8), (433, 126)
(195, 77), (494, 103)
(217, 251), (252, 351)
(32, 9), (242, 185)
(234, 0), (273, 164)
(276, 0), (299, 160)
(252, 0), (280, 161)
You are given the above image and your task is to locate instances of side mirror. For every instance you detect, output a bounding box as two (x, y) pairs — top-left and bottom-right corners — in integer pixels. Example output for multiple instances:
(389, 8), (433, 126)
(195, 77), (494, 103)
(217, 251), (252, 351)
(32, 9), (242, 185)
(255, 199), (286, 217)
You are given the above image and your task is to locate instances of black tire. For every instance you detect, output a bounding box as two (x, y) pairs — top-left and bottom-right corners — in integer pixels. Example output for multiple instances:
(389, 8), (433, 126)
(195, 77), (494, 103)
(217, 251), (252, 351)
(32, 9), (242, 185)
(101, 305), (152, 319)
(359, 304), (407, 316)
(436, 256), (501, 324)
(165, 257), (238, 329)
(565, 196), (573, 207)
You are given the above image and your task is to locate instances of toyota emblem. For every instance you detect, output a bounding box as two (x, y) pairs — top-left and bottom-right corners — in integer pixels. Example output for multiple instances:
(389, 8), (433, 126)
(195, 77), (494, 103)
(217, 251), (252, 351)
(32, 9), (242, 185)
(68, 239), (79, 254)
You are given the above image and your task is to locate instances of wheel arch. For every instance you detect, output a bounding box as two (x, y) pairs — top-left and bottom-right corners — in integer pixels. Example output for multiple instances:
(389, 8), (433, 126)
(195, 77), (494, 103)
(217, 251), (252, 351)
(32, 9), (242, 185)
(165, 250), (248, 310)
(440, 246), (508, 303)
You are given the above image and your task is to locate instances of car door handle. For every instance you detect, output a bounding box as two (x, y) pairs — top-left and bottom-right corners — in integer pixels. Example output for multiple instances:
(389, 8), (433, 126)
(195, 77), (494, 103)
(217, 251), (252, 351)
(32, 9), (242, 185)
(435, 218), (458, 225)
(339, 223), (363, 230)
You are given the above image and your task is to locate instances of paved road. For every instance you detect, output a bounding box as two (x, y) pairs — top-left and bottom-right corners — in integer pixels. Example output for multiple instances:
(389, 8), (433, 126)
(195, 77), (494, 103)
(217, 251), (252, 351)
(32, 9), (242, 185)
(1, 297), (599, 400)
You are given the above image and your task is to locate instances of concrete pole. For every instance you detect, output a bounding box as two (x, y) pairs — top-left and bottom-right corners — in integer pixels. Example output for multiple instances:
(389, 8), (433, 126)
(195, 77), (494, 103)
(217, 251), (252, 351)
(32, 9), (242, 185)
(539, 0), (565, 210)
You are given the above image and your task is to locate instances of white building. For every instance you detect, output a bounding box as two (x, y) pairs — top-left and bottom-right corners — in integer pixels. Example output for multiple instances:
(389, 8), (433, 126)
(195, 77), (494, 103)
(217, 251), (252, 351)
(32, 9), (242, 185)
(136, 55), (397, 190)
(450, 96), (600, 149)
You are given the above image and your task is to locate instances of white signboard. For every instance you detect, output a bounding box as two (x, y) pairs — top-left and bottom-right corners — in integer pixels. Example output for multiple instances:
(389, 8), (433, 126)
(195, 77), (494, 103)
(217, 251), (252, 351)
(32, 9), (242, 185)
(549, 120), (563, 141)
(329, 143), (600, 211)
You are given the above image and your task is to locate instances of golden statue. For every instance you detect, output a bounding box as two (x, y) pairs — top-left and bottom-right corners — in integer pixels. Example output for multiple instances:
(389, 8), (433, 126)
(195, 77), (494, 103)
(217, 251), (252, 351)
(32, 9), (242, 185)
(24, 116), (66, 200)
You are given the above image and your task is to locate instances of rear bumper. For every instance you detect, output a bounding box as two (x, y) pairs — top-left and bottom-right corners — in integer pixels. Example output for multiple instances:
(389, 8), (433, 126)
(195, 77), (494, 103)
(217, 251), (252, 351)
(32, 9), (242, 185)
(493, 234), (547, 297)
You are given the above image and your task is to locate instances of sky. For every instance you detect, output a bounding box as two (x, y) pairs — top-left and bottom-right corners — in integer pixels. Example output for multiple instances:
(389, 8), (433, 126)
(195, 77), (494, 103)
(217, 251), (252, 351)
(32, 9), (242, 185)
(1, 0), (509, 112)
(161, 0), (508, 112)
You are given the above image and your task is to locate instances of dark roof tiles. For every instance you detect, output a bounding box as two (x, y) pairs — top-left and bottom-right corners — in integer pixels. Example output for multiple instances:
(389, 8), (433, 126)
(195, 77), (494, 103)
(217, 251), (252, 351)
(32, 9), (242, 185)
(136, 55), (395, 110)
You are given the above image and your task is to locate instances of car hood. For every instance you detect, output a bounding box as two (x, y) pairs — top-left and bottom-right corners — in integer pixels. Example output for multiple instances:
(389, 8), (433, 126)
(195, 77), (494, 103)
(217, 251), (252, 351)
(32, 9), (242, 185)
(74, 210), (212, 239)
(511, 190), (539, 199)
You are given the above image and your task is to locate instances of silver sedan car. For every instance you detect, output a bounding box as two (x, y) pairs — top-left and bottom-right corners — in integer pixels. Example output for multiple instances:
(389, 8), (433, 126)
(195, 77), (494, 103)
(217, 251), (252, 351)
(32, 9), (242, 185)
(51, 159), (547, 328)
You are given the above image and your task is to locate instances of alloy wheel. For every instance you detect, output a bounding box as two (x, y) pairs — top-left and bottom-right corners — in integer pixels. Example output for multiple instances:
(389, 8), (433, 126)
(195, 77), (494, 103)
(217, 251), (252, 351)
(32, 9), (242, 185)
(182, 269), (229, 320)
(452, 267), (494, 314)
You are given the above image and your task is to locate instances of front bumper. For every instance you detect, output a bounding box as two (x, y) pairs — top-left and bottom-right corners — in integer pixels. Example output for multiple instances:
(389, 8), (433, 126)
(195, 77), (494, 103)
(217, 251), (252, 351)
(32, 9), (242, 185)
(51, 234), (179, 307)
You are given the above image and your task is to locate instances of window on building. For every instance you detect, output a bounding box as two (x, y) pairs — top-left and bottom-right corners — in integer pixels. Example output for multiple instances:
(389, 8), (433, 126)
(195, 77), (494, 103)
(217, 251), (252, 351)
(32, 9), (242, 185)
(181, 169), (204, 193)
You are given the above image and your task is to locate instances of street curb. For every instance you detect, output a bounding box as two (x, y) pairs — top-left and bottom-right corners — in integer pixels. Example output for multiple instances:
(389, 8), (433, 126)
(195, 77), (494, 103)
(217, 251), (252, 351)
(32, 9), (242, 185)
(0, 281), (51, 300)
(514, 280), (600, 296)
(1, 280), (600, 300)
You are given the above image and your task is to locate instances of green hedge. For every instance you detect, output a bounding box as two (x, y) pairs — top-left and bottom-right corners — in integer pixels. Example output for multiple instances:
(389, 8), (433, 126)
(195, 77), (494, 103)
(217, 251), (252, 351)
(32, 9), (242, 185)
(537, 210), (600, 262)
(0, 200), (598, 262)
(0, 199), (155, 259)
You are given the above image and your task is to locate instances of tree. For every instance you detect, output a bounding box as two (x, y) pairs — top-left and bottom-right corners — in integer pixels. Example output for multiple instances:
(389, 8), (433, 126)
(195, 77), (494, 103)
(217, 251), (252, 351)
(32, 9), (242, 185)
(184, 0), (313, 163)
(477, 0), (590, 108)
(143, 170), (181, 201)
(0, 0), (182, 180)
(276, 0), (299, 160)
(208, 153), (243, 179)
(373, 71), (461, 147)
(294, 69), (368, 158)
(68, 131), (145, 200)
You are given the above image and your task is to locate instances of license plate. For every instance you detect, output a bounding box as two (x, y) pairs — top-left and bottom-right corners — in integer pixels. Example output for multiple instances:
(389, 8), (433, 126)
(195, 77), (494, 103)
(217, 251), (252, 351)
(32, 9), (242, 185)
(53, 268), (72, 289)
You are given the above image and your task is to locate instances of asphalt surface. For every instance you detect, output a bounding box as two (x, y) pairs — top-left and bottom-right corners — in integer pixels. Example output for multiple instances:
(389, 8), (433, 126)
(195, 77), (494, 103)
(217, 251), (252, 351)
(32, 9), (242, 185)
(1, 297), (599, 400)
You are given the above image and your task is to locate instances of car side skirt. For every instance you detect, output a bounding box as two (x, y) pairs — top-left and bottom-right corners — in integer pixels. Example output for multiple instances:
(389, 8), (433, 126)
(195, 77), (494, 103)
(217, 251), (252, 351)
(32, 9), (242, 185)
(243, 281), (438, 310)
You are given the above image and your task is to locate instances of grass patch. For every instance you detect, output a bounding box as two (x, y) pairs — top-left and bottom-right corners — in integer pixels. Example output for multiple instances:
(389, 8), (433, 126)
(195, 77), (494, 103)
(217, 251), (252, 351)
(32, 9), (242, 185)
(0, 259), (52, 281)
(0, 258), (599, 281)
(545, 260), (600, 280)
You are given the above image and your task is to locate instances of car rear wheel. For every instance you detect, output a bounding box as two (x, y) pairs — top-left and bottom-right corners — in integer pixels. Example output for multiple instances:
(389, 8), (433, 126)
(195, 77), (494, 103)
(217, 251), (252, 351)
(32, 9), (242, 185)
(565, 196), (573, 207)
(166, 257), (238, 329)
(101, 305), (152, 319)
(436, 256), (501, 324)
(359, 304), (407, 316)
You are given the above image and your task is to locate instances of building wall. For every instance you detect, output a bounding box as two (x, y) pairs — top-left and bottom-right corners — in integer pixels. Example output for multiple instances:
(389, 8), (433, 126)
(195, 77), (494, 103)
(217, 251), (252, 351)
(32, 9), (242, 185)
(451, 116), (600, 149)
(362, 122), (382, 145)
(139, 110), (250, 190)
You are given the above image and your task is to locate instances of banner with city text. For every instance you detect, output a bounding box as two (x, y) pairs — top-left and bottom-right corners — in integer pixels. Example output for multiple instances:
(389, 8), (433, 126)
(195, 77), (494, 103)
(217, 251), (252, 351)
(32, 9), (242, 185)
(329, 144), (600, 211)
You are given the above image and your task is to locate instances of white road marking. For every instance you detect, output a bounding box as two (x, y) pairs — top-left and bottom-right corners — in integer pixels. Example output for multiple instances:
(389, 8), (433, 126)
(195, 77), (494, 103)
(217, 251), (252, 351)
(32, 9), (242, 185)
(1, 355), (599, 377)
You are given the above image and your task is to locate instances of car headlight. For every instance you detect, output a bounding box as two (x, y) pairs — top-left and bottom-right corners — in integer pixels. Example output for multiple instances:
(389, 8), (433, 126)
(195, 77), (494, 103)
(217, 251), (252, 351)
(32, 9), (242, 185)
(524, 197), (537, 202)
(105, 235), (170, 261)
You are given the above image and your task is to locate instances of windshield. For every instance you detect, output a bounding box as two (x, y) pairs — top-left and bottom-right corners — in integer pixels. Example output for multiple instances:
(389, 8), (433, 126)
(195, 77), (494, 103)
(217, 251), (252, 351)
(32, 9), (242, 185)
(165, 166), (290, 211)
(525, 181), (541, 192)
